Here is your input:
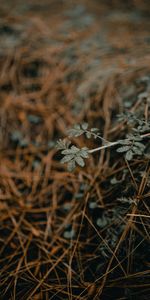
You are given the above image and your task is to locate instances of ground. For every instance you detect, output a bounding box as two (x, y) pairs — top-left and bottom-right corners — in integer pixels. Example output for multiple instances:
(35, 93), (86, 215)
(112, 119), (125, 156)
(0, 1), (150, 299)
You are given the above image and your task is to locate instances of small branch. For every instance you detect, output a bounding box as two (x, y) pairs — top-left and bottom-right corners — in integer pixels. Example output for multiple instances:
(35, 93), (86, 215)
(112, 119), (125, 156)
(89, 132), (150, 154)
(89, 141), (119, 153)
(85, 130), (109, 143)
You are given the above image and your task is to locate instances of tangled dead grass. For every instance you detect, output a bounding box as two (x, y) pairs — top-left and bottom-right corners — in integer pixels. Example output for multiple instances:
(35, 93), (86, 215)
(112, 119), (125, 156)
(0, 1), (150, 299)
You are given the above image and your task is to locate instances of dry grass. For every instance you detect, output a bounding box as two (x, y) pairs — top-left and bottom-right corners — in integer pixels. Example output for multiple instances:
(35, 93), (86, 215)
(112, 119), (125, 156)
(0, 1), (150, 299)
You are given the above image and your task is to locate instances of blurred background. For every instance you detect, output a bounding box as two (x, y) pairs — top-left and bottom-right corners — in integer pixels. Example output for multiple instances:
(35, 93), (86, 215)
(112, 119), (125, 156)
(0, 1), (150, 299)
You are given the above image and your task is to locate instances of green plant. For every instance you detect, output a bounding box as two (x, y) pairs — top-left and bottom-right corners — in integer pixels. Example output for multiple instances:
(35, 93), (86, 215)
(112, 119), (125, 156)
(56, 114), (150, 171)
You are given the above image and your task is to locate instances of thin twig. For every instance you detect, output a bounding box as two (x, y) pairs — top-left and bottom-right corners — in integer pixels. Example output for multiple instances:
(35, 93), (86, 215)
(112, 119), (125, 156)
(89, 132), (150, 154)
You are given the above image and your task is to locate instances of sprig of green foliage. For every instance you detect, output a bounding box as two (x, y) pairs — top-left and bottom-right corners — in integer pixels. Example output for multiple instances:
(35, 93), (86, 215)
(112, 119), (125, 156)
(56, 139), (89, 171)
(117, 112), (150, 133)
(56, 115), (150, 171)
(67, 122), (108, 142)
(116, 134), (145, 161)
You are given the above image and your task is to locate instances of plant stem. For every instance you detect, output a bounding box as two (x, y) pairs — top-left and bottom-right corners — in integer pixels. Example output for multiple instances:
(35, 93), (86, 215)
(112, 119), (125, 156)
(89, 141), (119, 153)
(89, 132), (150, 154)
(85, 130), (109, 143)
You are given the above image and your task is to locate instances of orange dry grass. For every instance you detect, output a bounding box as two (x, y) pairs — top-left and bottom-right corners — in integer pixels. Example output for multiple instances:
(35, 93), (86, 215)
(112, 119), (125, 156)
(0, 1), (150, 299)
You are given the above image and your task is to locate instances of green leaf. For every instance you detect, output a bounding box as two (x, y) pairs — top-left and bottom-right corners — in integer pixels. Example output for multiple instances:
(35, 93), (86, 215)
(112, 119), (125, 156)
(67, 128), (84, 137)
(81, 122), (88, 130)
(71, 145), (80, 152)
(85, 132), (91, 139)
(75, 156), (85, 167)
(61, 149), (71, 155)
(125, 150), (133, 161)
(127, 134), (142, 141)
(63, 229), (75, 239)
(60, 155), (74, 163)
(96, 216), (108, 228)
(61, 146), (79, 155)
(82, 147), (89, 151)
(134, 142), (145, 150)
(93, 134), (97, 139)
(110, 177), (120, 184)
(91, 128), (99, 132)
(132, 147), (142, 155)
(89, 202), (97, 209)
(74, 124), (81, 130)
(119, 139), (131, 145)
(80, 151), (89, 158)
(117, 146), (131, 153)
(56, 139), (71, 150)
(80, 148), (89, 158)
(67, 160), (76, 172)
